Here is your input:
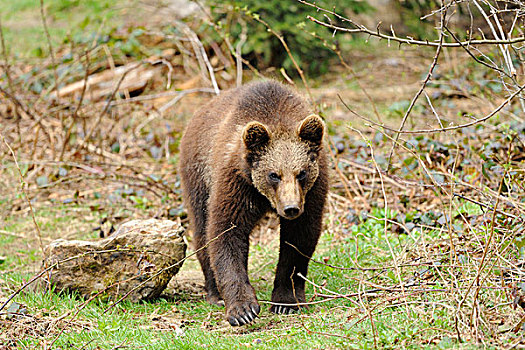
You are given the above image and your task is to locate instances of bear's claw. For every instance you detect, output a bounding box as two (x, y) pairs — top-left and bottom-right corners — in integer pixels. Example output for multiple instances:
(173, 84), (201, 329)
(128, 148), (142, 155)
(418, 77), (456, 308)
(270, 304), (298, 315)
(226, 301), (260, 326)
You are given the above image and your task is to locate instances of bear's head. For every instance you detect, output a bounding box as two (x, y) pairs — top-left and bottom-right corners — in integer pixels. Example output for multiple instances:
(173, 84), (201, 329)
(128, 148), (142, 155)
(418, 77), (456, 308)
(242, 114), (325, 220)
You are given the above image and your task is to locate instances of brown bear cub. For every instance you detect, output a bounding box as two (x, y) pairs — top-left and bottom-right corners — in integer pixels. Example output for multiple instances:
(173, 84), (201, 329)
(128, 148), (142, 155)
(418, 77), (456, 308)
(179, 81), (328, 326)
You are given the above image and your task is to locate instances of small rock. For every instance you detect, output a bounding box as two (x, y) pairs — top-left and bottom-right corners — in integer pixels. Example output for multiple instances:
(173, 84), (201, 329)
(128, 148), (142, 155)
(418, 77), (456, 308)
(6, 302), (28, 320)
(44, 219), (186, 302)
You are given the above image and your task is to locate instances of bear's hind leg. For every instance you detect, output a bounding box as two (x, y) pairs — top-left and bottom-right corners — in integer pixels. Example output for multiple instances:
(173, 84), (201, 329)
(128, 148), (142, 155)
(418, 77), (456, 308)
(194, 225), (223, 306)
(183, 175), (222, 306)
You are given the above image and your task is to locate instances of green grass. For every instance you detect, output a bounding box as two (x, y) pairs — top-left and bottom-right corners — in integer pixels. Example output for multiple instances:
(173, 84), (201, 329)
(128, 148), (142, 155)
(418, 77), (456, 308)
(1, 204), (465, 349)
(0, 0), (123, 58)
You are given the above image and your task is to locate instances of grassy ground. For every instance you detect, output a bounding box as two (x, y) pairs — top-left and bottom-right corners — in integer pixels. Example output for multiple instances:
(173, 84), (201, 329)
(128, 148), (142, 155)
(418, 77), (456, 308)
(0, 0), (124, 58)
(1, 0), (525, 349)
(2, 202), (458, 349)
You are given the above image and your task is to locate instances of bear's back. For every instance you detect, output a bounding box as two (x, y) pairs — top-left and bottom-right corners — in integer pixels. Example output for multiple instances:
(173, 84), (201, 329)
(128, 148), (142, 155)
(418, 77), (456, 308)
(180, 81), (313, 181)
(233, 81), (310, 130)
(188, 81), (310, 135)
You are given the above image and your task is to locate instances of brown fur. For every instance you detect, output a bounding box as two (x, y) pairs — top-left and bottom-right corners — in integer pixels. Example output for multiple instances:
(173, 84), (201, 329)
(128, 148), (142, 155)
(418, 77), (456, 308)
(179, 81), (328, 326)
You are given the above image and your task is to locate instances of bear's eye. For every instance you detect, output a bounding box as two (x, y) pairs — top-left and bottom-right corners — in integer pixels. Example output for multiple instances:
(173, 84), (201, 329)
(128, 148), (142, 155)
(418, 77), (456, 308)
(268, 172), (281, 183)
(297, 170), (307, 181)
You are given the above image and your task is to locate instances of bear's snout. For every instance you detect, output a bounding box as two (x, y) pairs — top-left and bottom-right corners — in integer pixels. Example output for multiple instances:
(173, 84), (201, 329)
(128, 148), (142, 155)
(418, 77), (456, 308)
(275, 174), (304, 220)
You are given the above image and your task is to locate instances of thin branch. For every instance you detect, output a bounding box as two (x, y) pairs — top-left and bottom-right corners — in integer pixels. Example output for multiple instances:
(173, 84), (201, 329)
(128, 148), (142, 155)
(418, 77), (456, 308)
(1, 134), (46, 264)
(249, 14), (315, 108)
(338, 83), (525, 134)
(386, 5), (447, 172)
(39, 0), (60, 101)
(300, 1), (525, 47)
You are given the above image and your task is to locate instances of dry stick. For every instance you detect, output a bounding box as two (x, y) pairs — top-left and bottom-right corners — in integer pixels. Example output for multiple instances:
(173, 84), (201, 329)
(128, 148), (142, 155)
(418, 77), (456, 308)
(157, 88), (216, 115)
(0, 135), (46, 263)
(425, 86), (460, 269)
(348, 118), (485, 308)
(334, 50), (383, 124)
(69, 62), (141, 157)
(97, 89), (213, 106)
(298, 272), (414, 305)
(469, 166), (512, 327)
(32, 43), (104, 112)
(72, 50), (92, 122)
(338, 83), (525, 134)
(287, 279), (353, 341)
(447, 141), (460, 265)
(358, 273), (378, 349)
(352, 127), (412, 319)
(454, 171), (508, 341)
(286, 240), (444, 272)
(59, 50), (91, 161)
(444, 25), (509, 77)
(0, 86), (53, 145)
(291, 275), (357, 342)
(420, 0), (467, 22)
(249, 15), (315, 108)
(191, 0), (265, 79)
(2, 242), (193, 344)
(446, 19), (524, 115)
(178, 21), (210, 84)
(427, 52), (462, 268)
(453, 192), (522, 221)
(337, 158), (408, 190)
(299, 1), (525, 47)
(39, 0), (60, 102)
(280, 67), (295, 85)
(473, 0), (515, 76)
(0, 17), (14, 92)
(326, 139), (358, 210)
(196, 35), (220, 95)
(48, 270), (159, 348)
(259, 285), (442, 307)
(177, 21), (220, 95)
(386, 7), (446, 172)
(307, 30), (383, 124)
(424, 92), (445, 129)
(0, 230), (26, 239)
(297, 321), (355, 341)
(236, 21), (247, 88)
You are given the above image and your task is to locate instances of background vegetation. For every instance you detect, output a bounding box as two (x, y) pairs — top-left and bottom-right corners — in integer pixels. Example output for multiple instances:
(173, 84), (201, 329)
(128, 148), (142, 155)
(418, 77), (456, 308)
(1, 0), (524, 349)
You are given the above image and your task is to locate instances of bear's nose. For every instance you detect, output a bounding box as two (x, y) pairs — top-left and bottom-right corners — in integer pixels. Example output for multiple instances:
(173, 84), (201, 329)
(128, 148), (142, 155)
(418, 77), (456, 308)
(283, 205), (300, 219)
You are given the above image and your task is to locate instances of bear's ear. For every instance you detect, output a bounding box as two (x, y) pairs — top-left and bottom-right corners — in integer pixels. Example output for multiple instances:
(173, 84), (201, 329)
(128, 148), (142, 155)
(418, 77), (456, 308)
(242, 121), (271, 151)
(298, 114), (324, 146)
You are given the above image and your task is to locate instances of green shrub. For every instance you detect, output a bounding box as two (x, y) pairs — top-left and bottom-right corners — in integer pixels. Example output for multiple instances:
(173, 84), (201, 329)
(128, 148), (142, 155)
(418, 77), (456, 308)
(208, 0), (372, 76)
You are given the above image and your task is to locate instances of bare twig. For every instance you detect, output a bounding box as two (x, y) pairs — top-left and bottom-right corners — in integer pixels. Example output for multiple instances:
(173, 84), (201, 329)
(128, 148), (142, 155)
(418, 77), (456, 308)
(339, 84), (525, 134)
(1, 134), (46, 262)
(386, 5), (447, 171)
(300, 0), (525, 47)
(39, 0), (60, 101)
(249, 14), (315, 107)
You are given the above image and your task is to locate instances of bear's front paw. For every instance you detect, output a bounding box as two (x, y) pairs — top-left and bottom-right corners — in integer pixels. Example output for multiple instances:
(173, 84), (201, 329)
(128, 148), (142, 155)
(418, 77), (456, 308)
(270, 288), (306, 314)
(226, 300), (260, 326)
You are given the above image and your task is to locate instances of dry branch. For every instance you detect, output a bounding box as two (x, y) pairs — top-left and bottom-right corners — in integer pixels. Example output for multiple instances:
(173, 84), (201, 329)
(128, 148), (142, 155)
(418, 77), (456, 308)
(300, 0), (525, 47)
